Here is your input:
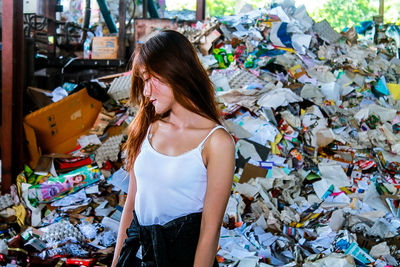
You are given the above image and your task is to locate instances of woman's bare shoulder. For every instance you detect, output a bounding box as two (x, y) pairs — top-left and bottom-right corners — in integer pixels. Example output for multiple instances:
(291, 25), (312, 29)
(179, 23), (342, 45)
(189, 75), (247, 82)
(207, 127), (235, 151)
(204, 127), (235, 169)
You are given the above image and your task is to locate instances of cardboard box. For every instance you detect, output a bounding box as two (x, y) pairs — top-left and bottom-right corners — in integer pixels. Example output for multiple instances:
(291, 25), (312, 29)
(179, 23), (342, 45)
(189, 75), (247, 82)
(91, 37), (118, 59)
(27, 87), (53, 109)
(199, 29), (221, 56)
(24, 89), (102, 168)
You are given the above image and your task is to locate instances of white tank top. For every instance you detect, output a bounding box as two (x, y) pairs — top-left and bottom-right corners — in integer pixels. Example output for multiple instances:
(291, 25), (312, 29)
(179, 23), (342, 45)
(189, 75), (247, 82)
(133, 124), (228, 226)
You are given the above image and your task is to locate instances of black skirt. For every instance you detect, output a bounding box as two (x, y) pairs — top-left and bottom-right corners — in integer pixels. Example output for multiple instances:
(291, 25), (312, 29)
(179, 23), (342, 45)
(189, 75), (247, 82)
(117, 212), (219, 267)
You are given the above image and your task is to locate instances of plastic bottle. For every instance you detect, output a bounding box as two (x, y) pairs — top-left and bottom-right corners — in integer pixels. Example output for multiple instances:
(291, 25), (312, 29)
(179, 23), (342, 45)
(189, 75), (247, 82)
(83, 32), (94, 59)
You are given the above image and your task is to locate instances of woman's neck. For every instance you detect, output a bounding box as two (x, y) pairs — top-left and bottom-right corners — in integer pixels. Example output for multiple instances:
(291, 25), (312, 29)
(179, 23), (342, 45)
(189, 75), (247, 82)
(164, 103), (211, 130)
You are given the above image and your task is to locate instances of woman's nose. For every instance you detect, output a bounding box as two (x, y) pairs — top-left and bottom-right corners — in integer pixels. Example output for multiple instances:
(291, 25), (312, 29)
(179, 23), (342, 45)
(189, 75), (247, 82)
(143, 83), (151, 97)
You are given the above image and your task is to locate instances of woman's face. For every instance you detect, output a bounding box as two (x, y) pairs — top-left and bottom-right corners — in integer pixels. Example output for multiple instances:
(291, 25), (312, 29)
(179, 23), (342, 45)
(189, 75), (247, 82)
(142, 71), (175, 114)
(71, 174), (84, 184)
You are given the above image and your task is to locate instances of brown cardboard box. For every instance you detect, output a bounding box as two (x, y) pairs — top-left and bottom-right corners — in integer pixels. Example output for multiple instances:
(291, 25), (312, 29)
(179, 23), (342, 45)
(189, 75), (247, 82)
(91, 36), (118, 59)
(27, 87), (53, 109)
(24, 89), (102, 168)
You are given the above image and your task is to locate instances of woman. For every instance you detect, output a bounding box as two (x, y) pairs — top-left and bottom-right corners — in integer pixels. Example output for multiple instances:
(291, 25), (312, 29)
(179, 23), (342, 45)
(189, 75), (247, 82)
(112, 30), (235, 267)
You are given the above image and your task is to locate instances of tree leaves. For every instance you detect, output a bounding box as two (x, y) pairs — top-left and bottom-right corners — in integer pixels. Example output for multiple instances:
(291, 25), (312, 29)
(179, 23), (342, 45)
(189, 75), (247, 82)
(312, 0), (378, 31)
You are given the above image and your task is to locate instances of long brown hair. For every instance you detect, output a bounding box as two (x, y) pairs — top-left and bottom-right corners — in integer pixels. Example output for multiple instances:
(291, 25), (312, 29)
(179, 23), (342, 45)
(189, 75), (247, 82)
(124, 30), (221, 171)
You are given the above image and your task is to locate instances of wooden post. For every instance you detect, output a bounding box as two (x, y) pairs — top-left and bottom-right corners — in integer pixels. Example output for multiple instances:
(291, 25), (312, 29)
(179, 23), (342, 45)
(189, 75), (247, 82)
(43, 0), (57, 57)
(2, 0), (24, 193)
(196, 0), (205, 20)
(379, 0), (384, 20)
(143, 0), (148, 18)
(119, 0), (126, 60)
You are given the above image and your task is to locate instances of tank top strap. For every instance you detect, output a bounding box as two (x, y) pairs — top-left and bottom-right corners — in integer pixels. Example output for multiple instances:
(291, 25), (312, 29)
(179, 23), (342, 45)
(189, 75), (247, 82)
(146, 123), (153, 137)
(141, 124), (153, 149)
(198, 125), (227, 150)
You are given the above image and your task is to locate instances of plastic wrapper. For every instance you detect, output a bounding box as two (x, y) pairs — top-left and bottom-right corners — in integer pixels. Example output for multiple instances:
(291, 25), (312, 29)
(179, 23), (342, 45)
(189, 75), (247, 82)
(78, 223), (104, 240)
(51, 189), (91, 207)
(27, 165), (102, 206)
(344, 242), (375, 265)
(0, 194), (15, 211)
(99, 231), (116, 247)
(369, 242), (390, 259)
(38, 242), (89, 260)
(303, 253), (355, 267)
(0, 239), (8, 255)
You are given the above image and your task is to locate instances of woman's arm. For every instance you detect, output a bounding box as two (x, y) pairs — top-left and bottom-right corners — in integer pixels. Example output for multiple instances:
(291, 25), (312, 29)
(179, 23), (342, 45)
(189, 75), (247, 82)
(111, 170), (137, 267)
(193, 129), (235, 267)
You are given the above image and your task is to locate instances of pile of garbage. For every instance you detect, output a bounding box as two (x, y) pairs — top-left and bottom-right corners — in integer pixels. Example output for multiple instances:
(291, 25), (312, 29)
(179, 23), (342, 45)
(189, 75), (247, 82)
(1, 1), (400, 266)
(201, 3), (400, 267)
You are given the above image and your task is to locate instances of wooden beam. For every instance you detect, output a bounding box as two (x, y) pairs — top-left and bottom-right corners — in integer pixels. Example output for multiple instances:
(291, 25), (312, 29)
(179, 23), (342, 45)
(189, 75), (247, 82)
(196, 0), (205, 20)
(379, 0), (384, 19)
(118, 0), (126, 60)
(2, 0), (24, 193)
(44, 0), (57, 57)
(143, 0), (148, 18)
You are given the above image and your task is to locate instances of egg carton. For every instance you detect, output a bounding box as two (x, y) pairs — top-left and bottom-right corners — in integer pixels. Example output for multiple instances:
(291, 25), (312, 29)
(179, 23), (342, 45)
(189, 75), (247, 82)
(313, 19), (342, 44)
(228, 69), (266, 90)
(107, 74), (132, 102)
(95, 134), (124, 167)
(41, 221), (85, 243)
(0, 194), (14, 211)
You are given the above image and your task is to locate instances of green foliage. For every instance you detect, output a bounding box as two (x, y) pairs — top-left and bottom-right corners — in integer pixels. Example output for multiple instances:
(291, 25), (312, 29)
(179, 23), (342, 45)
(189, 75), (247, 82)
(206, 0), (269, 17)
(384, 1), (400, 24)
(165, 0), (196, 12)
(311, 0), (378, 31)
(206, 0), (236, 17)
(166, 0), (399, 27)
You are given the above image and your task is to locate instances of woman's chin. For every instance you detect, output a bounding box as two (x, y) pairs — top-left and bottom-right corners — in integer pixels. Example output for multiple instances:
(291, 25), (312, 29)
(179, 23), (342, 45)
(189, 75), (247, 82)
(154, 107), (165, 114)
(154, 107), (171, 115)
